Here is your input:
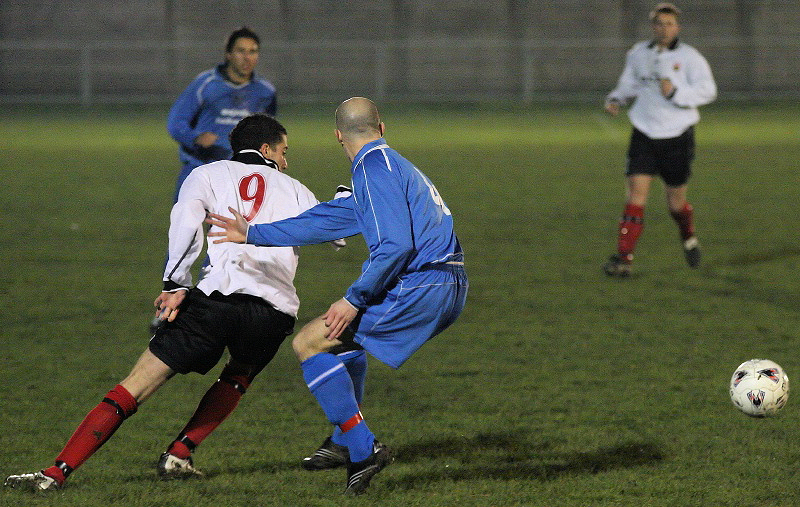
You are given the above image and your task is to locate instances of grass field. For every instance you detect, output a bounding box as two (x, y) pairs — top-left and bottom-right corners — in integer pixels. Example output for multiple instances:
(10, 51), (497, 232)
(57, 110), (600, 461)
(1, 100), (799, 506)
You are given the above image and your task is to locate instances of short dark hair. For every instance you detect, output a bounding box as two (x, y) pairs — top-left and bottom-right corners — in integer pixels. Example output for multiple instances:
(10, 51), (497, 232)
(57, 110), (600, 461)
(225, 26), (260, 53)
(229, 114), (286, 153)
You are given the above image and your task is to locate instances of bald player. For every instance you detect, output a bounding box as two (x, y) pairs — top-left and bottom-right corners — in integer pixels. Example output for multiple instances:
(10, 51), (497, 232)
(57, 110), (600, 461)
(206, 97), (469, 495)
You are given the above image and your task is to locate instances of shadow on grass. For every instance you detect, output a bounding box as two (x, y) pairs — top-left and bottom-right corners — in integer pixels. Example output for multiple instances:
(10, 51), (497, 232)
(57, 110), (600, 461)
(126, 454), (300, 483)
(644, 246), (800, 310)
(126, 432), (663, 487)
(193, 458), (299, 479)
(724, 246), (800, 266)
(384, 432), (664, 489)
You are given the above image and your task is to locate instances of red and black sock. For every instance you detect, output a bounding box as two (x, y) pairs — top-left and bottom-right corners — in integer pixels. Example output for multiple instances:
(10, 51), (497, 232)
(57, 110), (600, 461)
(670, 202), (695, 241)
(167, 368), (252, 459)
(43, 384), (138, 484)
(617, 204), (644, 261)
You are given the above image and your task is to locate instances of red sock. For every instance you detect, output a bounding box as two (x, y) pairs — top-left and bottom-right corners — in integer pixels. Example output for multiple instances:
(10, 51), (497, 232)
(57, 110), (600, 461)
(670, 202), (695, 241)
(167, 373), (251, 459)
(617, 204), (644, 261)
(44, 385), (137, 483)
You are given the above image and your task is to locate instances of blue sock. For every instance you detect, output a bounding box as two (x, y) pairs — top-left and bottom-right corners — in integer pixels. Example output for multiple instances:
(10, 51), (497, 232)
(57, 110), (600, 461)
(301, 353), (374, 462)
(341, 350), (367, 405)
(331, 350), (368, 447)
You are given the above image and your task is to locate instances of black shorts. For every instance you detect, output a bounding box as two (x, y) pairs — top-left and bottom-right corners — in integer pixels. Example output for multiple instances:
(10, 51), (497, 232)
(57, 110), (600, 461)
(149, 289), (295, 375)
(626, 126), (695, 187)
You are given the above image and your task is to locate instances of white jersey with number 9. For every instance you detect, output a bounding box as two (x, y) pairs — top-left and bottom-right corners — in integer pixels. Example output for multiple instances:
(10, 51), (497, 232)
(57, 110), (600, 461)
(164, 158), (319, 317)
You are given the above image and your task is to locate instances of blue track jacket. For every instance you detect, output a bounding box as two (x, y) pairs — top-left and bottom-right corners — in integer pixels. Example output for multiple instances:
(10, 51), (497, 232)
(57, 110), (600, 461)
(167, 63), (277, 171)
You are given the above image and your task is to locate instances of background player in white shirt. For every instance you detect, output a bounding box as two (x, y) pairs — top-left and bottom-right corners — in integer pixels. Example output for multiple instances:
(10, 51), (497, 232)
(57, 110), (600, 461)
(602, 3), (717, 277)
(4, 114), (333, 491)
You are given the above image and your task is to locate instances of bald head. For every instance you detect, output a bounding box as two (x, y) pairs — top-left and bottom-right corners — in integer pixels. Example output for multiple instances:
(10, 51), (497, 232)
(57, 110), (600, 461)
(335, 97), (382, 141)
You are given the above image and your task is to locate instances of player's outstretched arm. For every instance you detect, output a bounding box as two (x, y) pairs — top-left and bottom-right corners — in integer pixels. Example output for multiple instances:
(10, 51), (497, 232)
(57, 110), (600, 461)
(206, 207), (248, 244)
(330, 184), (352, 250)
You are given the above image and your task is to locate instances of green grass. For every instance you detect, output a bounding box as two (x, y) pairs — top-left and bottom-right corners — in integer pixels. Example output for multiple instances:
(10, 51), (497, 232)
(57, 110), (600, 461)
(1, 101), (799, 506)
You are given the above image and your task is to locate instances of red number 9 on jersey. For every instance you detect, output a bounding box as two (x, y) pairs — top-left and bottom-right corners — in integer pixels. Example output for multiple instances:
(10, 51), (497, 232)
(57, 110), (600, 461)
(239, 173), (266, 221)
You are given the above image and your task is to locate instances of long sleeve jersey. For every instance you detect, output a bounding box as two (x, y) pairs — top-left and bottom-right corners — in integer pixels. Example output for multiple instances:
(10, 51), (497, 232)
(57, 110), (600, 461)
(163, 151), (317, 317)
(167, 64), (277, 170)
(245, 139), (464, 308)
(606, 39), (717, 139)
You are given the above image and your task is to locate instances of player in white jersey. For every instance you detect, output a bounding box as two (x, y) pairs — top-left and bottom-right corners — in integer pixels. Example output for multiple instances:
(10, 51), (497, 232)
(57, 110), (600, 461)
(602, 3), (717, 277)
(4, 114), (335, 491)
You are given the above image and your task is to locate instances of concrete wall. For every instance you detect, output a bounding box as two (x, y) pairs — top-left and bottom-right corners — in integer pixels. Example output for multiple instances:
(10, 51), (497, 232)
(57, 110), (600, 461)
(1, 1), (798, 103)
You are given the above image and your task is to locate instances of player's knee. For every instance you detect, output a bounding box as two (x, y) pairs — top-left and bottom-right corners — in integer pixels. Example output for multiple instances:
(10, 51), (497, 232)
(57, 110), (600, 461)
(291, 319), (329, 361)
(291, 333), (313, 361)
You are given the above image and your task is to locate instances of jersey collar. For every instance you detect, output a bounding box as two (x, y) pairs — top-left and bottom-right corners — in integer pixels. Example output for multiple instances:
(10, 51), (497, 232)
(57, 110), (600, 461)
(648, 38), (680, 51)
(232, 149), (278, 169)
(216, 62), (255, 85)
(351, 138), (389, 169)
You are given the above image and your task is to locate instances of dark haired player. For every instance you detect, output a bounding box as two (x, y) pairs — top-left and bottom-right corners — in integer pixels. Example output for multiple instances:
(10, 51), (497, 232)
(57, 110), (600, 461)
(167, 26), (277, 202)
(4, 114), (337, 491)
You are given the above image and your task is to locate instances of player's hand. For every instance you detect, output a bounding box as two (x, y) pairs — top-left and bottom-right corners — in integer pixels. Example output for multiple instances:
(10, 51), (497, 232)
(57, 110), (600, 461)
(660, 78), (675, 98)
(323, 298), (359, 340)
(604, 100), (620, 116)
(195, 132), (219, 148)
(154, 289), (187, 322)
(206, 207), (248, 244)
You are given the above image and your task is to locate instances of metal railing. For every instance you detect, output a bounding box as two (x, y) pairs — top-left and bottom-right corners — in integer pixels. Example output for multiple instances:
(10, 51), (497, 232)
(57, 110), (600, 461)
(1, 37), (798, 104)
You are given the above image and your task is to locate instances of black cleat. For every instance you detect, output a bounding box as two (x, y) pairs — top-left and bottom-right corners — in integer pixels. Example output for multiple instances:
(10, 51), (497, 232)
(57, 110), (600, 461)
(345, 441), (393, 496)
(301, 436), (349, 471)
(603, 254), (632, 277)
(683, 237), (701, 268)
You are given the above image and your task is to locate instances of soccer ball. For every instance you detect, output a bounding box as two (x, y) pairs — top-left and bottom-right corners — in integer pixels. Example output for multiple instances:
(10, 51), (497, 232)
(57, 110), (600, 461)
(729, 359), (789, 417)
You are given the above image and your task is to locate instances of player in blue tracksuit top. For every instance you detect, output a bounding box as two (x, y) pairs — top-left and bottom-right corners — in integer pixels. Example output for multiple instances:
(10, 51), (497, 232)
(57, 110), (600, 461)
(167, 27), (277, 201)
(206, 97), (468, 495)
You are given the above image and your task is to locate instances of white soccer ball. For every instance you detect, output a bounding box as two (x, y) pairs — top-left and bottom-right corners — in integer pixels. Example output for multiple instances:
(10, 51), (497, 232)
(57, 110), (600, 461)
(729, 359), (789, 417)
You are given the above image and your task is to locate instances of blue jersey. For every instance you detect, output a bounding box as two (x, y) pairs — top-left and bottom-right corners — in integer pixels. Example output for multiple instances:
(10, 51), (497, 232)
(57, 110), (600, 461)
(167, 63), (277, 171)
(247, 138), (464, 308)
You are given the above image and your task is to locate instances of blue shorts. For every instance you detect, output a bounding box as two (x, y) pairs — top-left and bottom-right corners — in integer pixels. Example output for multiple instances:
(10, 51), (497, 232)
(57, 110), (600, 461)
(351, 264), (468, 369)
